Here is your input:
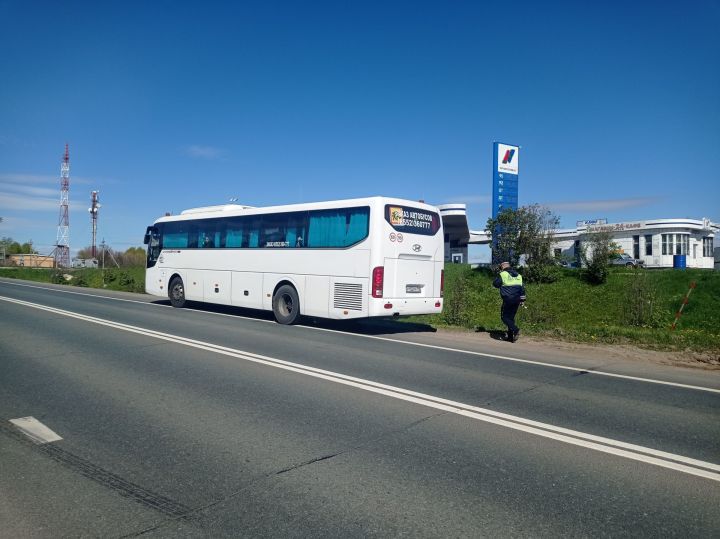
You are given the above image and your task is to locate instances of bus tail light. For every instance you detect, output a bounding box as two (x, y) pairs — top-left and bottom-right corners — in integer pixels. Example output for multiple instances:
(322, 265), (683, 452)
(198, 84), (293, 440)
(372, 266), (384, 298)
(440, 269), (444, 297)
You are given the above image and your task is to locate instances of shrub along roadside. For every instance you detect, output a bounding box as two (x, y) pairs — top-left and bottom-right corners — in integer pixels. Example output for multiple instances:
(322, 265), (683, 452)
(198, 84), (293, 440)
(0, 267), (146, 293)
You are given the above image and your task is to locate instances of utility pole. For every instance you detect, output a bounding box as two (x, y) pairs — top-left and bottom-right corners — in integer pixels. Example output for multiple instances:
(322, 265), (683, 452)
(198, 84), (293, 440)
(0, 218), (4, 266)
(101, 238), (106, 287)
(89, 191), (100, 258)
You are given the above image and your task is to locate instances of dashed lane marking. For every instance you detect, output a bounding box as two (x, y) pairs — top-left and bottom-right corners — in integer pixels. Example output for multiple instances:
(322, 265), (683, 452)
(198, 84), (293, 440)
(9, 416), (63, 444)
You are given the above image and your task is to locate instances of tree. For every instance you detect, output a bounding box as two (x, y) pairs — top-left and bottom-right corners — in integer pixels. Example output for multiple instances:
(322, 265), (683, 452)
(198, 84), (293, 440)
(76, 246), (94, 260)
(0, 237), (36, 254)
(118, 246), (146, 267)
(580, 230), (617, 284)
(486, 205), (560, 282)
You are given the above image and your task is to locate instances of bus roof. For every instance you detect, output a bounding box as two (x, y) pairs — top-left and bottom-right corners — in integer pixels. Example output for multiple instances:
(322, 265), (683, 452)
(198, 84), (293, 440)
(153, 196), (439, 224)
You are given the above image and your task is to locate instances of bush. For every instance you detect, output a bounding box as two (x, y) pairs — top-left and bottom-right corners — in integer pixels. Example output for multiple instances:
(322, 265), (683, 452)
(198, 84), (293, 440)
(442, 265), (472, 326)
(622, 269), (666, 328)
(50, 271), (66, 284)
(580, 231), (615, 285)
(523, 263), (561, 284)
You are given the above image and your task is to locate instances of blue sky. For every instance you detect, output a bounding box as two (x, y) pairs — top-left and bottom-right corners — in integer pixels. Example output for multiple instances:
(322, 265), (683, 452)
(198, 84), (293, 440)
(1, 0), (718, 261)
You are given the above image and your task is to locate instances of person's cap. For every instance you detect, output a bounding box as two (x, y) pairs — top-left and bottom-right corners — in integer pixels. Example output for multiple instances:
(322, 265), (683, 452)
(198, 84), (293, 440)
(500, 261), (510, 269)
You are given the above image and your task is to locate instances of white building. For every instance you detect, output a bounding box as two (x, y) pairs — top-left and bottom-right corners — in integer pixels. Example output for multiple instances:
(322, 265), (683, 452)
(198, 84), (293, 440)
(438, 204), (718, 269)
(553, 218), (717, 269)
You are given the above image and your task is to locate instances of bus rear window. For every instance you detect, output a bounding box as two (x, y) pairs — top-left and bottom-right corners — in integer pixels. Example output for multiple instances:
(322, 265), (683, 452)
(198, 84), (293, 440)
(385, 205), (440, 236)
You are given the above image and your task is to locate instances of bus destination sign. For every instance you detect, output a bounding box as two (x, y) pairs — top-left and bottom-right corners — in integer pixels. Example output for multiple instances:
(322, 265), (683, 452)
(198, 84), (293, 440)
(385, 205), (440, 236)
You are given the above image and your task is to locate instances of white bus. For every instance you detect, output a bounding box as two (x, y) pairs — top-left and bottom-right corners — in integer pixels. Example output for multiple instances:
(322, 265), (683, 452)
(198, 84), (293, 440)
(143, 196), (444, 324)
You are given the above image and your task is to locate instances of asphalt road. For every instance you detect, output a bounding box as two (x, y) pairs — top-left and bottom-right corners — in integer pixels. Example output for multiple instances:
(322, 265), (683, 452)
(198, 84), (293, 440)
(1, 277), (718, 537)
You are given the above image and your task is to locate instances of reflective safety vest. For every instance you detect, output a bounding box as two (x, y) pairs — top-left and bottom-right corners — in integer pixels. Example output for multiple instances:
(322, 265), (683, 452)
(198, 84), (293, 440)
(500, 270), (523, 287)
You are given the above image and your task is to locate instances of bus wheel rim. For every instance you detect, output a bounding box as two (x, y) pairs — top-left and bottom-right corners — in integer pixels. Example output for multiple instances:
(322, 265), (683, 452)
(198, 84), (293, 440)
(282, 294), (293, 315)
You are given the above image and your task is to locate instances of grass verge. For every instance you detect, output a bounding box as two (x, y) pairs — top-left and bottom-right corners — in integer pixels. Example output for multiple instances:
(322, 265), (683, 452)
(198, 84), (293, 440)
(407, 264), (720, 354)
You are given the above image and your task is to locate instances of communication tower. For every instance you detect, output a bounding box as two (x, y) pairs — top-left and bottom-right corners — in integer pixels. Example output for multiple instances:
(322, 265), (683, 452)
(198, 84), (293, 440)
(55, 144), (71, 267)
(89, 191), (100, 258)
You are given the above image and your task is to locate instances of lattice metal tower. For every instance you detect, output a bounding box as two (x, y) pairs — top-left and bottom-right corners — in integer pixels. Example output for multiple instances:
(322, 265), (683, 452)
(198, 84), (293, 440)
(89, 190), (100, 258)
(55, 144), (71, 267)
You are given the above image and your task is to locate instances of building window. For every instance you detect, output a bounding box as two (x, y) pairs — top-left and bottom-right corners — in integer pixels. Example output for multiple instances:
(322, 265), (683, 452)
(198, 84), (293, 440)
(677, 234), (689, 255)
(704, 237), (714, 257)
(663, 233), (689, 255)
(633, 235), (640, 259)
(645, 235), (653, 256)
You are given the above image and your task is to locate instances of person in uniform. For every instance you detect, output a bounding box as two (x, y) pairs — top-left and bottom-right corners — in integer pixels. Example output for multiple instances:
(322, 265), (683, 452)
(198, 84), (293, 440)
(492, 261), (526, 342)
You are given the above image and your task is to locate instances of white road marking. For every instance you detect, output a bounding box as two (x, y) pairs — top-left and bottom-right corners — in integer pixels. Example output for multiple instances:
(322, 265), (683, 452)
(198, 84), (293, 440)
(0, 279), (718, 394)
(1, 294), (719, 482)
(9, 416), (63, 444)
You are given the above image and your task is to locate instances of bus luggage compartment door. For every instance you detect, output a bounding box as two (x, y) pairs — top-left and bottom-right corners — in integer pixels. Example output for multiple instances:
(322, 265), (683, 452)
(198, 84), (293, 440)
(383, 257), (435, 298)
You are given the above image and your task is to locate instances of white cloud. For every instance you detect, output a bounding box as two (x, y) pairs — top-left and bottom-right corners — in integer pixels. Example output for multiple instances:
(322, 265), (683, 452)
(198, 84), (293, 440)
(546, 197), (662, 212)
(184, 145), (225, 160)
(0, 173), (57, 184)
(0, 192), (85, 212)
(0, 173), (94, 186)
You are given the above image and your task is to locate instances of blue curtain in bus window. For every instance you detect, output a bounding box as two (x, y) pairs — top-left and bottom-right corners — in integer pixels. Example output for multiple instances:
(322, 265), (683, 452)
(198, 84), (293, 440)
(347, 210), (368, 245)
(249, 230), (259, 248)
(286, 229), (297, 247)
(226, 227), (243, 248)
(308, 212), (345, 247)
(163, 231), (188, 248)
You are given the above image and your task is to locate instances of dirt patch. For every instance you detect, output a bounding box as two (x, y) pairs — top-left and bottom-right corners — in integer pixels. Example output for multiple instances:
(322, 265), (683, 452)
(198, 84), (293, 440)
(409, 326), (720, 371)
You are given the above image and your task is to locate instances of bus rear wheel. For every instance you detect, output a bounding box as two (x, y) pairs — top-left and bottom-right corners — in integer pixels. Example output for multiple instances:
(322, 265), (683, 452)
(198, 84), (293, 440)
(169, 277), (186, 308)
(273, 285), (300, 325)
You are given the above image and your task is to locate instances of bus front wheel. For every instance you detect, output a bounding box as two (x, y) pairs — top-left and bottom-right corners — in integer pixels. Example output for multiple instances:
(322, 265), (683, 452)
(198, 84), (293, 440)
(169, 277), (186, 308)
(273, 285), (300, 325)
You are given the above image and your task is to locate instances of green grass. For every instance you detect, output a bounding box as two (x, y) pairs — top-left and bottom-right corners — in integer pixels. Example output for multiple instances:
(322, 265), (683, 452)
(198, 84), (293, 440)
(408, 264), (720, 353)
(2, 263), (718, 353)
(0, 266), (146, 293)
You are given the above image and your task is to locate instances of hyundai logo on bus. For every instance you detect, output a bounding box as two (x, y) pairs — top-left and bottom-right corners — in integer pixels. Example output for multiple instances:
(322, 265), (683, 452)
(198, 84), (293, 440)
(412, 244), (422, 252)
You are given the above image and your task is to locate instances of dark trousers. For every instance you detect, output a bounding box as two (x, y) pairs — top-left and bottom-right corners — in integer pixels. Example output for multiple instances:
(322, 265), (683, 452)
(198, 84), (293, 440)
(500, 300), (521, 335)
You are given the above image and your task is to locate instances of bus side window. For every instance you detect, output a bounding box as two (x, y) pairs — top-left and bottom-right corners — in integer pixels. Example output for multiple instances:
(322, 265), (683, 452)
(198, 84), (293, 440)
(226, 217), (245, 248)
(187, 224), (199, 248)
(247, 217), (261, 248)
(201, 233), (215, 248)
(285, 211), (307, 248)
(308, 207), (368, 247)
(163, 222), (189, 249)
(347, 209), (369, 245)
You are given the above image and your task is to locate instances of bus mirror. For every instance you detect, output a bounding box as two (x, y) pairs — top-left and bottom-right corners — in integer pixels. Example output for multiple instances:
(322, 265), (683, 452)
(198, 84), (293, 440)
(144, 226), (157, 245)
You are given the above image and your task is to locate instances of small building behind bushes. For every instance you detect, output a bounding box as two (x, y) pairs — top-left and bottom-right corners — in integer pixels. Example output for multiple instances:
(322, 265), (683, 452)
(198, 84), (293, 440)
(6, 253), (55, 268)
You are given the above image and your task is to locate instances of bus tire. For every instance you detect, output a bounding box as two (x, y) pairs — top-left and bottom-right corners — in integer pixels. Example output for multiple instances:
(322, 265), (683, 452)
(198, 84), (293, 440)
(273, 284), (300, 325)
(169, 277), (186, 308)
